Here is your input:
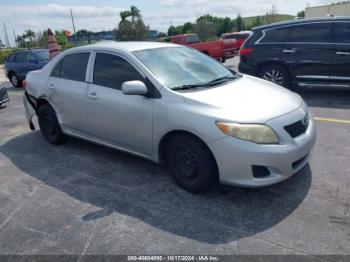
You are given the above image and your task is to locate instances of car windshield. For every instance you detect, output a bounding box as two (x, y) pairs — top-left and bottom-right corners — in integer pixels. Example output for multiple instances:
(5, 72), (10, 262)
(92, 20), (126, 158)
(35, 50), (49, 61)
(133, 46), (237, 90)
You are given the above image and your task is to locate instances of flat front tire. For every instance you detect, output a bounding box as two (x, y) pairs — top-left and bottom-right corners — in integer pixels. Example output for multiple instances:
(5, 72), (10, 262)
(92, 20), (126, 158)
(38, 104), (67, 145)
(165, 134), (217, 193)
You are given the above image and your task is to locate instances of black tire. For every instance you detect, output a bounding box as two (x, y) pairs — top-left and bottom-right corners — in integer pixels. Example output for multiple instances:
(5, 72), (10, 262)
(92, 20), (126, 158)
(38, 104), (67, 145)
(9, 73), (22, 88)
(165, 134), (217, 193)
(258, 64), (290, 88)
(221, 58), (226, 63)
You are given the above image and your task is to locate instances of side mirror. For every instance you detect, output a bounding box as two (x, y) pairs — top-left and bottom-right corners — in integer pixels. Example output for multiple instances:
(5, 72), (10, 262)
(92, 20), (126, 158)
(121, 81), (148, 96)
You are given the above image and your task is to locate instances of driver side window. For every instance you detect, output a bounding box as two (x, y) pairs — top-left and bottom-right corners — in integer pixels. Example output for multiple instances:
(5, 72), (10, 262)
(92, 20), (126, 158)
(93, 53), (144, 90)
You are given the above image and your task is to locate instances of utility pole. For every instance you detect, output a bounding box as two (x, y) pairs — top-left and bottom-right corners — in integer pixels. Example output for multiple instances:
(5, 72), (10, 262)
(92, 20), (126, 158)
(3, 22), (10, 48)
(13, 29), (17, 47)
(70, 9), (76, 35)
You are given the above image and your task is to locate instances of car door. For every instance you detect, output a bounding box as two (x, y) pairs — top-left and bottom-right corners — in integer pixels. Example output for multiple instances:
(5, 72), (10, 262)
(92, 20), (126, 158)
(282, 22), (333, 84)
(46, 52), (91, 134)
(330, 21), (350, 86)
(86, 52), (153, 156)
(26, 52), (43, 73)
(13, 52), (28, 79)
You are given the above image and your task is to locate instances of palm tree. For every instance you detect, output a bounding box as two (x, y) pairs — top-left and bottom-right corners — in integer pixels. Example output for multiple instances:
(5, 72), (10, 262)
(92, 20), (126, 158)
(130, 6), (141, 23)
(120, 10), (131, 23)
(25, 30), (35, 42)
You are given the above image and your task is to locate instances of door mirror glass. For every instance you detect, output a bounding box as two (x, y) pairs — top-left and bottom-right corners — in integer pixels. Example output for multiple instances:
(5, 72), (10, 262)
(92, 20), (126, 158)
(121, 81), (148, 95)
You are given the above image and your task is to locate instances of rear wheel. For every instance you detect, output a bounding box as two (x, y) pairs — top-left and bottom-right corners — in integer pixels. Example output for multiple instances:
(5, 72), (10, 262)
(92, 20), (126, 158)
(165, 134), (217, 193)
(10, 73), (21, 88)
(38, 104), (67, 145)
(258, 64), (290, 88)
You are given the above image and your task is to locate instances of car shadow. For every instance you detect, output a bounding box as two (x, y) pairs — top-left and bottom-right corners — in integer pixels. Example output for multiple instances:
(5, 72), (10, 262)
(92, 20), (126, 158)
(0, 132), (312, 244)
(296, 86), (350, 109)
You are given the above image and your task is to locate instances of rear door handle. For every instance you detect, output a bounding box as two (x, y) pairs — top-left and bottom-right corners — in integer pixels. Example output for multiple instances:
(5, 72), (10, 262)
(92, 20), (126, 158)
(87, 92), (99, 100)
(283, 49), (295, 53)
(336, 51), (350, 56)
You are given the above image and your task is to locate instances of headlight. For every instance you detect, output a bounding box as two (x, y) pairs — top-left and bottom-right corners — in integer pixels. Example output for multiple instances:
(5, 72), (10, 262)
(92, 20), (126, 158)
(216, 122), (279, 144)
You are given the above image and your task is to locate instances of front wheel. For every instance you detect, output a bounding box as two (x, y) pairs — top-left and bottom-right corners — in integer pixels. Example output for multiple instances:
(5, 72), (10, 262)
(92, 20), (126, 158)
(38, 104), (67, 145)
(258, 64), (290, 88)
(165, 134), (217, 193)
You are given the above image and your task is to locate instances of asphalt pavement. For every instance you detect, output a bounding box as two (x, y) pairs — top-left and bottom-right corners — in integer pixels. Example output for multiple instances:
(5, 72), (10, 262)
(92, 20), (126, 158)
(0, 60), (350, 256)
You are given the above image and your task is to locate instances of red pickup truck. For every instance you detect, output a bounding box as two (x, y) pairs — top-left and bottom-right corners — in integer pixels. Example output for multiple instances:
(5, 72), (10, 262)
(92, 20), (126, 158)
(161, 34), (236, 62)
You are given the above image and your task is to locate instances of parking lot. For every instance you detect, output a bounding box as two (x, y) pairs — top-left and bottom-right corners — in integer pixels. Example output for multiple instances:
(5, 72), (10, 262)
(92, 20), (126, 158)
(0, 60), (350, 256)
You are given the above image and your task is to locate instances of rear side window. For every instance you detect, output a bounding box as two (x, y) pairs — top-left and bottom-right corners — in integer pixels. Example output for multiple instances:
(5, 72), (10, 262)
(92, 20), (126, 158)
(14, 52), (27, 63)
(335, 22), (350, 43)
(186, 35), (199, 43)
(93, 53), (143, 90)
(260, 27), (290, 43)
(51, 53), (90, 82)
(286, 23), (332, 43)
(7, 54), (15, 62)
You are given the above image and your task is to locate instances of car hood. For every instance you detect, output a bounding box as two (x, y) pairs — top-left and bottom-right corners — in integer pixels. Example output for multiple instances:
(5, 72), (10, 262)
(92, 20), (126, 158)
(181, 74), (303, 123)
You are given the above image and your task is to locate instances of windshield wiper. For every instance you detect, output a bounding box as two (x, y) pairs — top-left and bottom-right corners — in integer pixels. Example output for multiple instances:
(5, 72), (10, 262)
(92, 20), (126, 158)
(208, 75), (239, 84)
(172, 83), (212, 91)
(172, 75), (241, 91)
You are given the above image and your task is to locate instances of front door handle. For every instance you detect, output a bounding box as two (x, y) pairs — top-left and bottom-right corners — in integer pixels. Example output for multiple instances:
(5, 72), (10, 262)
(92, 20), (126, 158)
(283, 49), (295, 53)
(336, 51), (350, 56)
(87, 92), (99, 100)
(47, 84), (55, 89)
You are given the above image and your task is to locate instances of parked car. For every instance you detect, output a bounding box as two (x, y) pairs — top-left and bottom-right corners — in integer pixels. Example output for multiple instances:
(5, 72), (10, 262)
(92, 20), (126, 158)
(239, 17), (350, 88)
(23, 42), (316, 193)
(0, 85), (9, 107)
(161, 34), (236, 62)
(5, 49), (49, 87)
(221, 31), (252, 51)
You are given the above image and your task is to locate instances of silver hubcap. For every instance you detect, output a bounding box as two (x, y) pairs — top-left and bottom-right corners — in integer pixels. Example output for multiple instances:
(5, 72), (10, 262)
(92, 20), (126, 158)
(11, 75), (18, 86)
(262, 69), (284, 85)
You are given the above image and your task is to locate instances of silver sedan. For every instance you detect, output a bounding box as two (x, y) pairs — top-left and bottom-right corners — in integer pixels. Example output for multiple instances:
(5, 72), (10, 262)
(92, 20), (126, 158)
(23, 42), (316, 193)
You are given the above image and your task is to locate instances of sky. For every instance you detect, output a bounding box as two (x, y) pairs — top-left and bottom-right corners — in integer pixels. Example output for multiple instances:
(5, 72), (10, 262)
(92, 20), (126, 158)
(0, 0), (335, 46)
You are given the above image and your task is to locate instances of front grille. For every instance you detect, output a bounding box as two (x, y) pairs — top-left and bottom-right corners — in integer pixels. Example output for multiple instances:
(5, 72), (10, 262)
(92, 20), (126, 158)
(292, 155), (308, 170)
(252, 166), (271, 178)
(284, 120), (308, 138)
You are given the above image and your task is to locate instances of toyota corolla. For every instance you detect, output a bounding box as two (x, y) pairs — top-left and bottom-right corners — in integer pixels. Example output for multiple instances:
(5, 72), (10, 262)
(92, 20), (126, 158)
(23, 42), (316, 193)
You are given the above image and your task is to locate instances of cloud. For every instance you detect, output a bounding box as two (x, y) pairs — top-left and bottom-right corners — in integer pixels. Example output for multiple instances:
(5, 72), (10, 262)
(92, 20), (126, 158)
(1, 4), (122, 19)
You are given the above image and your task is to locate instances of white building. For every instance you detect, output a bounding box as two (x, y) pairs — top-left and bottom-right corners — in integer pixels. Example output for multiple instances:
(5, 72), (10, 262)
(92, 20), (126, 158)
(305, 3), (350, 18)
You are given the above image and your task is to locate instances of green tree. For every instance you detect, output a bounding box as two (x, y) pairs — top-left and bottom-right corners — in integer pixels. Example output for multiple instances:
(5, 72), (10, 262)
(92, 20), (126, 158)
(235, 14), (244, 31)
(297, 10), (305, 18)
(54, 30), (68, 49)
(117, 6), (149, 41)
(0, 39), (4, 49)
(195, 16), (218, 41)
(182, 22), (194, 34)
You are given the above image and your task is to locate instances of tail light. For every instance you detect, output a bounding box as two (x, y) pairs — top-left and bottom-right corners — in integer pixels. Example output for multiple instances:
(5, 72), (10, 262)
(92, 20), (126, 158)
(22, 80), (27, 88)
(239, 48), (253, 56)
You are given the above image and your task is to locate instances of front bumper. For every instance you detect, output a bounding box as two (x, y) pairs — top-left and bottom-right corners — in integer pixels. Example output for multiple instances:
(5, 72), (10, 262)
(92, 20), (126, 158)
(23, 92), (36, 130)
(0, 86), (9, 105)
(208, 105), (317, 187)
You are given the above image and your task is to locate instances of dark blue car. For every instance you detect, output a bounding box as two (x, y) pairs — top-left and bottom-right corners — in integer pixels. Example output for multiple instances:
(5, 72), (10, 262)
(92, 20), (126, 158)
(5, 49), (49, 87)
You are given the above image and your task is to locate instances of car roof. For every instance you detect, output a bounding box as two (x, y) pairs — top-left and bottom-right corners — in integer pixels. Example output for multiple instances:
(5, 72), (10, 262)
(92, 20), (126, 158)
(253, 16), (350, 31)
(69, 41), (177, 53)
(10, 48), (48, 55)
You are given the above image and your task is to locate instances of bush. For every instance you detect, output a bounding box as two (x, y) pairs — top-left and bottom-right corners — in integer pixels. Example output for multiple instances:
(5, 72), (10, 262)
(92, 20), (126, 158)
(0, 49), (13, 65)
